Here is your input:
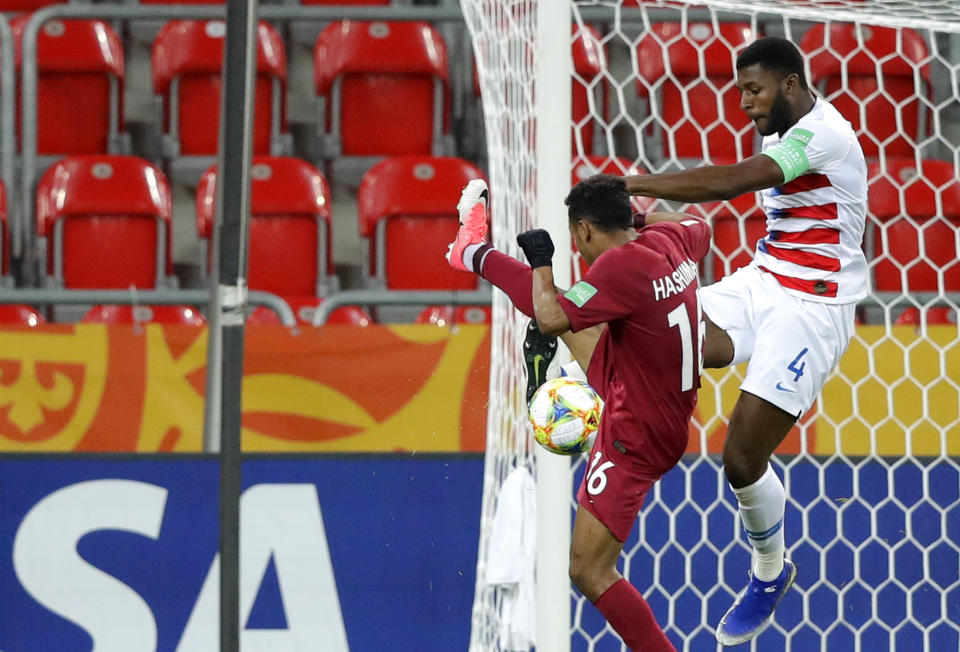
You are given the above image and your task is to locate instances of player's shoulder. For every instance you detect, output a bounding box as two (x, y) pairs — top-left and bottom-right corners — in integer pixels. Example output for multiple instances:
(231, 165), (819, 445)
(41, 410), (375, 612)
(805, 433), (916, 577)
(790, 98), (854, 142)
(640, 217), (711, 259)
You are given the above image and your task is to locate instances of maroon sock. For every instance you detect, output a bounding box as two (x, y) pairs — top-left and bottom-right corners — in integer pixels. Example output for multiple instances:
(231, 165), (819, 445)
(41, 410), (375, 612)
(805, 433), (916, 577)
(593, 579), (675, 652)
(477, 249), (536, 318)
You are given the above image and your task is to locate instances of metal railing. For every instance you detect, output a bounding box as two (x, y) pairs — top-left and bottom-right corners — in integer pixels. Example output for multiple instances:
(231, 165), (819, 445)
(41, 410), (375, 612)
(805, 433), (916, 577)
(0, 13), (13, 254)
(0, 288), (297, 327)
(312, 288), (492, 325)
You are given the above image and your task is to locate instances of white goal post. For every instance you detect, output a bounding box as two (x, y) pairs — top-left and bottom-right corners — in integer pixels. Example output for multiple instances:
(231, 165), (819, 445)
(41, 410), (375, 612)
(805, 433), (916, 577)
(463, 1), (960, 650)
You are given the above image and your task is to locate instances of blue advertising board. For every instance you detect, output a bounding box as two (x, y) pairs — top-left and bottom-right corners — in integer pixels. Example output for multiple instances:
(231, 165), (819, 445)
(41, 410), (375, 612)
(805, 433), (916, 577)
(0, 455), (483, 652)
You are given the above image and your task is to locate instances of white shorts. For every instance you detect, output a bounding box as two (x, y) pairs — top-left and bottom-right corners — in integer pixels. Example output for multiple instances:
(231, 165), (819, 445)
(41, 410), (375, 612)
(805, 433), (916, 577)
(698, 265), (857, 418)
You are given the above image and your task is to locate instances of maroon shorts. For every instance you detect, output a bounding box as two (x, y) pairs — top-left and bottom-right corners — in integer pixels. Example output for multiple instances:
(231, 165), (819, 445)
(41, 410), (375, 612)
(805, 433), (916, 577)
(576, 426), (675, 542)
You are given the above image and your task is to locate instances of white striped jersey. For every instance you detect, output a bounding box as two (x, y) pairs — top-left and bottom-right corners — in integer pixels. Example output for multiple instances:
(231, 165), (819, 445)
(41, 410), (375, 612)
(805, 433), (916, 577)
(753, 98), (868, 304)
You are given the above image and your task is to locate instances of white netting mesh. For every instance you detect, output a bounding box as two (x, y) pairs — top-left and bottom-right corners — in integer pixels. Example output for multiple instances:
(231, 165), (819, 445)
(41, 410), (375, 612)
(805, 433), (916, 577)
(465, 1), (960, 650)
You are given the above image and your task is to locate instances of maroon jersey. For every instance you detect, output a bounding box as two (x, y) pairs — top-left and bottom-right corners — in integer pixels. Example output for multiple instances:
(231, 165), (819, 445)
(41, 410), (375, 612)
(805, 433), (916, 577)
(558, 218), (711, 472)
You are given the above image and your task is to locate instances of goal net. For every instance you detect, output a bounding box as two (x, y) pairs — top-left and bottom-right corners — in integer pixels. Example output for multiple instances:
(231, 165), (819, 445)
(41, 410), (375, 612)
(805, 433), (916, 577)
(464, 0), (960, 650)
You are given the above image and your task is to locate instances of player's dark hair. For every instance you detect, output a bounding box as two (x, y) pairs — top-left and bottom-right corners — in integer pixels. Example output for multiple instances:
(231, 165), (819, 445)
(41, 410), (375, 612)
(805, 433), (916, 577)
(736, 36), (809, 90)
(564, 174), (633, 232)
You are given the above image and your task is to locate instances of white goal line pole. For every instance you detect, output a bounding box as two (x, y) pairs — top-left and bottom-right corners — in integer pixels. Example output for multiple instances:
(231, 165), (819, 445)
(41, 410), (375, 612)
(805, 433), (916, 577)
(535, 1), (573, 651)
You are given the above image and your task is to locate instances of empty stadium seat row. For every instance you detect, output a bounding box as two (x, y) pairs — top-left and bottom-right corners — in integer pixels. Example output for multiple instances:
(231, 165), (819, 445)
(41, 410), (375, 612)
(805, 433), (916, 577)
(23, 153), (493, 294)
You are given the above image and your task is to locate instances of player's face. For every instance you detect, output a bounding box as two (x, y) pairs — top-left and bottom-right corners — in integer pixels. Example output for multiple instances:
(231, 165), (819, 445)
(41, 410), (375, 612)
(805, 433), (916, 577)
(736, 64), (792, 136)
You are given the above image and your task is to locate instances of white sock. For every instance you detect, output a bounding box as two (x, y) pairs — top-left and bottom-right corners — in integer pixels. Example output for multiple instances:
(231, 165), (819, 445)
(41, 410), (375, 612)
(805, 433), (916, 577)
(731, 463), (786, 581)
(462, 243), (485, 272)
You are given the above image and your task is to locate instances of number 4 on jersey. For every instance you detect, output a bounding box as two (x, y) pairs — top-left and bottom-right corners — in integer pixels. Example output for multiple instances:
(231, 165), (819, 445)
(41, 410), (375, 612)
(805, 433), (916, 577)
(788, 347), (809, 382)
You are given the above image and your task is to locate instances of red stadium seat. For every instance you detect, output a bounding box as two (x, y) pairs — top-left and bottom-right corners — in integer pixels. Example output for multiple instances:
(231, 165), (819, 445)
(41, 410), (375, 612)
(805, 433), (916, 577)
(708, 210), (768, 283)
(801, 23), (931, 160)
(572, 25), (606, 158)
(868, 158), (960, 293)
(11, 15), (124, 155)
(314, 21), (450, 161)
(0, 0), (62, 12)
(636, 21), (757, 161)
(358, 156), (486, 290)
(895, 306), (956, 327)
(415, 305), (492, 326)
(35, 155), (173, 289)
(152, 20), (286, 159)
(0, 305), (45, 326)
(247, 297), (373, 326)
(472, 25), (606, 158)
(81, 304), (206, 325)
(196, 156), (335, 297)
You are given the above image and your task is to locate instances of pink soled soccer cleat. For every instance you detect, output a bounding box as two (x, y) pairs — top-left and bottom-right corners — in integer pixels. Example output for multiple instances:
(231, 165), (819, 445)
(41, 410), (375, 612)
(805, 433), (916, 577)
(446, 179), (489, 272)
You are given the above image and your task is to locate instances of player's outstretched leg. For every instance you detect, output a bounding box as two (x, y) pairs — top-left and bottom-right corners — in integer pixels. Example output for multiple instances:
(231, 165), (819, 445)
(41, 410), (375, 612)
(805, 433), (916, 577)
(446, 179), (489, 271)
(715, 559), (796, 646)
(524, 318), (557, 403)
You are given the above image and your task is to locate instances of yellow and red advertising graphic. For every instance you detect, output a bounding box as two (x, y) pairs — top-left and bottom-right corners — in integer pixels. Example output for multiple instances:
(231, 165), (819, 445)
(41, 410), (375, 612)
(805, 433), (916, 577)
(0, 324), (955, 454)
(689, 325), (960, 456)
(0, 324), (489, 453)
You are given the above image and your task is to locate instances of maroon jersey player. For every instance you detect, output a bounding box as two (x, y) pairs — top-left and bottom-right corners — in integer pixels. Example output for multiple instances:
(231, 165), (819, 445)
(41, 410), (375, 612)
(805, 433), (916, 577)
(447, 174), (711, 651)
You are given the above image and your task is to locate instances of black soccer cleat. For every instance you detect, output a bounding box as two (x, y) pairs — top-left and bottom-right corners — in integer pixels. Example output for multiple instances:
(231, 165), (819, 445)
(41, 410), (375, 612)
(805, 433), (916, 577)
(523, 318), (558, 404)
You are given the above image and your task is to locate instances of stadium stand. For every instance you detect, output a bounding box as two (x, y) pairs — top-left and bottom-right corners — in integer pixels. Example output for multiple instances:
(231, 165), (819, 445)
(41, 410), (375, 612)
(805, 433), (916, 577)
(0, 0), (61, 11)
(801, 23), (931, 160)
(248, 298), (373, 327)
(895, 306), (956, 327)
(635, 20), (757, 162)
(196, 156), (336, 298)
(868, 158), (960, 293)
(356, 155), (485, 291)
(0, 304), (45, 325)
(314, 20), (452, 187)
(81, 304), (206, 325)
(152, 19), (287, 184)
(35, 155), (174, 289)
(415, 304), (491, 326)
(571, 24), (606, 159)
(10, 14), (125, 157)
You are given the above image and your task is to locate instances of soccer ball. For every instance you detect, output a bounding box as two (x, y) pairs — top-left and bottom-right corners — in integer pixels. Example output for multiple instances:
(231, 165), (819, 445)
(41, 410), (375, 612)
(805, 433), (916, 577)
(528, 377), (604, 455)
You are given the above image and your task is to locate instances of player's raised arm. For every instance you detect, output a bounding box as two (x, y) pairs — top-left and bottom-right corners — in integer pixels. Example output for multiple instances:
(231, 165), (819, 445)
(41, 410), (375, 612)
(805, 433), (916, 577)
(623, 154), (784, 203)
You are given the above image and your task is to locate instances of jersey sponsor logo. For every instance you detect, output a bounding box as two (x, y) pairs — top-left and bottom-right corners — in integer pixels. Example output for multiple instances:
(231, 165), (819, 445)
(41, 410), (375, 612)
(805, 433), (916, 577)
(652, 259), (697, 301)
(565, 281), (598, 307)
(775, 382), (797, 393)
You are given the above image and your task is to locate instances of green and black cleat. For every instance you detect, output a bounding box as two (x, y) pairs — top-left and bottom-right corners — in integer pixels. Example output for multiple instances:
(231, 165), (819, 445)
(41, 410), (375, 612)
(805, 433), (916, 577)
(523, 318), (558, 404)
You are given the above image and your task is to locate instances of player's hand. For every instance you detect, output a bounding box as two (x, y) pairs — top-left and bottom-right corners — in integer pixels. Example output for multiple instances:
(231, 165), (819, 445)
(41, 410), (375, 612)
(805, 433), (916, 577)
(516, 229), (554, 268)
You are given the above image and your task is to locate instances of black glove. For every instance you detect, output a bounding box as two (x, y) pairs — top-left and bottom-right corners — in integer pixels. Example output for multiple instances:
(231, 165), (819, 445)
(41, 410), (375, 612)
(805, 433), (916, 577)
(516, 229), (555, 268)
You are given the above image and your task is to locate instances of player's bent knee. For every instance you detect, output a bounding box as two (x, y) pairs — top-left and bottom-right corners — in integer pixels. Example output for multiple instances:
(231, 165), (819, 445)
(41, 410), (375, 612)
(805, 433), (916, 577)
(568, 552), (605, 600)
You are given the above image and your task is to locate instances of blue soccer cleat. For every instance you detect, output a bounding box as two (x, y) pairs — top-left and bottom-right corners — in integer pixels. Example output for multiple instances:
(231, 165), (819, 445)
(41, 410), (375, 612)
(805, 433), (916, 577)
(715, 560), (796, 646)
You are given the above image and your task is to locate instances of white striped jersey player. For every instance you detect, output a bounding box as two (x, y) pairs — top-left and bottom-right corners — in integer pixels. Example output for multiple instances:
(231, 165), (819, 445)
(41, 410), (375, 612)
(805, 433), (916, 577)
(699, 97), (866, 417)
(753, 97), (869, 303)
